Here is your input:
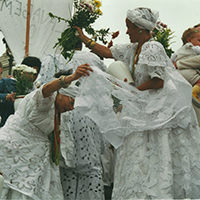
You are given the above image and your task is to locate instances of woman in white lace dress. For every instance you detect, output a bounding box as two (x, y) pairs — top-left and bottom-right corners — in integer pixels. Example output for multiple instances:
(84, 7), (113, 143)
(74, 7), (200, 199)
(0, 64), (92, 200)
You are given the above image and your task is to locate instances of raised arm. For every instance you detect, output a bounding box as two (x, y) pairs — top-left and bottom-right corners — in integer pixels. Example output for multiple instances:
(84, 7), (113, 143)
(74, 26), (113, 59)
(42, 64), (93, 98)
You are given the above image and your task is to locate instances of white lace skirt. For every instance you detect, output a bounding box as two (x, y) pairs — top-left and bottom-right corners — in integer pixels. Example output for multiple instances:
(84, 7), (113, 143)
(112, 125), (200, 199)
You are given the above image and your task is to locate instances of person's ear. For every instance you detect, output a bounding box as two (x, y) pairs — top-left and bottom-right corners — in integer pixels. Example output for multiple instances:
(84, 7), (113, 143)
(187, 37), (192, 43)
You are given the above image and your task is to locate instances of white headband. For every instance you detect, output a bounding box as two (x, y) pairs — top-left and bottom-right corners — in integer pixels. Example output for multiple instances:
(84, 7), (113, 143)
(127, 8), (159, 31)
(59, 81), (79, 98)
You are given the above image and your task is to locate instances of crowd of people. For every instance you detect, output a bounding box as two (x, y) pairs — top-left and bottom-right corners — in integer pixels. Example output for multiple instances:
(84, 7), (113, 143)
(1, 6), (200, 200)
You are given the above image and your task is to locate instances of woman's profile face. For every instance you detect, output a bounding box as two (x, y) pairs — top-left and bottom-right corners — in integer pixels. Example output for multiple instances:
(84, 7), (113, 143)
(56, 94), (74, 113)
(126, 18), (141, 43)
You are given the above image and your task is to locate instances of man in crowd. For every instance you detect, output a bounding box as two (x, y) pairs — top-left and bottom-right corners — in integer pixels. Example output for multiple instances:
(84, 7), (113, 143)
(0, 61), (16, 127)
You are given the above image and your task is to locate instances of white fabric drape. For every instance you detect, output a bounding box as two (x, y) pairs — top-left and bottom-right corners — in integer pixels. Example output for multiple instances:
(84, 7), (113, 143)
(0, 0), (73, 64)
(74, 65), (196, 149)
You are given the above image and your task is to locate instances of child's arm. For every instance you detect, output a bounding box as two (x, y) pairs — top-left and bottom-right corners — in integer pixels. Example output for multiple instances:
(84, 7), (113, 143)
(177, 55), (200, 69)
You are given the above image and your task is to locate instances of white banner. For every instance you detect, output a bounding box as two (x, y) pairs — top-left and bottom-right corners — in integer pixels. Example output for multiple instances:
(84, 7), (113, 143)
(0, 0), (73, 64)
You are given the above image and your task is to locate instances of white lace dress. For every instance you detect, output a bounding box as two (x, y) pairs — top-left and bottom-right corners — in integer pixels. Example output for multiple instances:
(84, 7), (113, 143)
(72, 40), (200, 199)
(0, 88), (64, 200)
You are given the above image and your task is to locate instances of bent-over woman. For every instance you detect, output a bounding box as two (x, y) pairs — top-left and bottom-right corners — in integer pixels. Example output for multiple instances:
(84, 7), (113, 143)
(0, 64), (92, 200)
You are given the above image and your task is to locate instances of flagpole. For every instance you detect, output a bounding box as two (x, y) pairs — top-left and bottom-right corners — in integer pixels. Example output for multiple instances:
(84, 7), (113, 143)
(25, 0), (31, 57)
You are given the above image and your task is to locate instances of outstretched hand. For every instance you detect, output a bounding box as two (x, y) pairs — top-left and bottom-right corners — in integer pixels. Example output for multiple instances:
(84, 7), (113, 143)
(42, 64), (93, 98)
(71, 64), (93, 81)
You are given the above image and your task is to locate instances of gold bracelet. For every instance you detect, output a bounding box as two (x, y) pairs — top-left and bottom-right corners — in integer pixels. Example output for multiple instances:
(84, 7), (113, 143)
(85, 39), (92, 48)
(89, 40), (96, 50)
(6, 94), (10, 101)
(58, 76), (71, 88)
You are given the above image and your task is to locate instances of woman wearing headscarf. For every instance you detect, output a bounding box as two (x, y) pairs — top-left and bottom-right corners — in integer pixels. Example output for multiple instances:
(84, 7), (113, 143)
(0, 64), (92, 200)
(53, 66), (107, 200)
(74, 7), (200, 199)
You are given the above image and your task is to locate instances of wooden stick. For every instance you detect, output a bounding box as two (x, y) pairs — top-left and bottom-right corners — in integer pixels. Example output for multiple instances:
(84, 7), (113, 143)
(25, 0), (31, 57)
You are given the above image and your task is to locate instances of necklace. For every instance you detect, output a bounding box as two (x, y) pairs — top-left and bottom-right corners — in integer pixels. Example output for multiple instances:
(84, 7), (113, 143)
(132, 44), (142, 77)
(132, 37), (152, 77)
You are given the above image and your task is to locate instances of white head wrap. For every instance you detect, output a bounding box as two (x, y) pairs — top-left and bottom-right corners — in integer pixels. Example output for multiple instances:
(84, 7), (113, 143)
(127, 8), (159, 31)
(59, 81), (79, 98)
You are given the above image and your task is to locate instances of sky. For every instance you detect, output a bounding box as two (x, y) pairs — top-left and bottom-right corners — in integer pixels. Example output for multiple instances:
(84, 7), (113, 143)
(0, 0), (200, 66)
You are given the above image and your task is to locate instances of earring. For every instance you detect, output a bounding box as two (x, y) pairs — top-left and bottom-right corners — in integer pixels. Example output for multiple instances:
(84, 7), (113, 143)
(140, 30), (143, 34)
(60, 94), (62, 100)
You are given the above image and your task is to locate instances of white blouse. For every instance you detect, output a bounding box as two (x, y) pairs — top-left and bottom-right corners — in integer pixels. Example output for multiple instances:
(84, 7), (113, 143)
(0, 88), (63, 200)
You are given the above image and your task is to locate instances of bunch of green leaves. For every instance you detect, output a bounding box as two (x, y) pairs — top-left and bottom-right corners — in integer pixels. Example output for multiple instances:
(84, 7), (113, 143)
(14, 70), (34, 95)
(49, 0), (111, 60)
(152, 22), (175, 57)
(53, 28), (81, 60)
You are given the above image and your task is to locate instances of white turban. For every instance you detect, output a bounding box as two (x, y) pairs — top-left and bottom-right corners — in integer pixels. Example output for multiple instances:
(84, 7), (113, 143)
(59, 81), (79, 98)
(127, 8), (159, 31)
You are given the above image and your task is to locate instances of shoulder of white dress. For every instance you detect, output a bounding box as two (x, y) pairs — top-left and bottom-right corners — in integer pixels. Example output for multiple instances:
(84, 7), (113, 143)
(143, 40), (166, 54)
(145, 40), (162, 47)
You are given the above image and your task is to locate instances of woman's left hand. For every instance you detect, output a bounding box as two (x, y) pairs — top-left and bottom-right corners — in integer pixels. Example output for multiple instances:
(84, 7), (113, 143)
(71, 63), (93, 81)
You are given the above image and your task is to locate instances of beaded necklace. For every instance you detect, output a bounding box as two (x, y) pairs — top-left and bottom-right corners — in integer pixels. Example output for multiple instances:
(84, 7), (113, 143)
(132, 44), (142, 77)
(51, 103), (61, 165)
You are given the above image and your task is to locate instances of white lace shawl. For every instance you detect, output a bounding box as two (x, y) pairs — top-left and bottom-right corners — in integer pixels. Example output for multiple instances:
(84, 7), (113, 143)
(74, 65), (196, 149)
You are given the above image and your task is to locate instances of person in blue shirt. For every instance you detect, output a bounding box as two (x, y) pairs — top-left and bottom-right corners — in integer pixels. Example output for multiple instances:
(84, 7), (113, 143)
(0, 62), (16, 127)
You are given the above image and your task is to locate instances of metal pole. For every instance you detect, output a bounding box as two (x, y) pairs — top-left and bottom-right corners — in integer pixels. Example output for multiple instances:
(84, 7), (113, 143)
(25, 0), (31, 57)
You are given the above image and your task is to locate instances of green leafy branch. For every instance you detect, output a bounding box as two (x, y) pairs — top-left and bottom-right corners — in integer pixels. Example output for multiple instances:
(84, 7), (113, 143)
(152, 22), (175, 57)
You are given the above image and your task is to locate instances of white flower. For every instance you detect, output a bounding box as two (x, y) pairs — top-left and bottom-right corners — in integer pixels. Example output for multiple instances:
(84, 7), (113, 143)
(25, 67), (37, 74)
(12, 64), (37, 74)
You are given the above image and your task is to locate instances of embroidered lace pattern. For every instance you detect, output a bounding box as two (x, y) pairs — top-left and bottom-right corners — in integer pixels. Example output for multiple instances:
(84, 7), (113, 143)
(60, 110), (105, 200)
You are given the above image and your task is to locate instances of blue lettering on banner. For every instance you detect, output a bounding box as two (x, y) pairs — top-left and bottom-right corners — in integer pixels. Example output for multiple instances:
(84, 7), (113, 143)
(0, 0), (12, 15)
(0, 0), (52, 24)
(15, 0), (22, 17)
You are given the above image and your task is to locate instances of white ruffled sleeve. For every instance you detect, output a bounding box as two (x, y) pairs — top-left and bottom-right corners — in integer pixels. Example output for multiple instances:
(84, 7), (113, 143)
(137, 41), (168, 80)
(111, 43), (137, 69)
(32, 85), (56, 111)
